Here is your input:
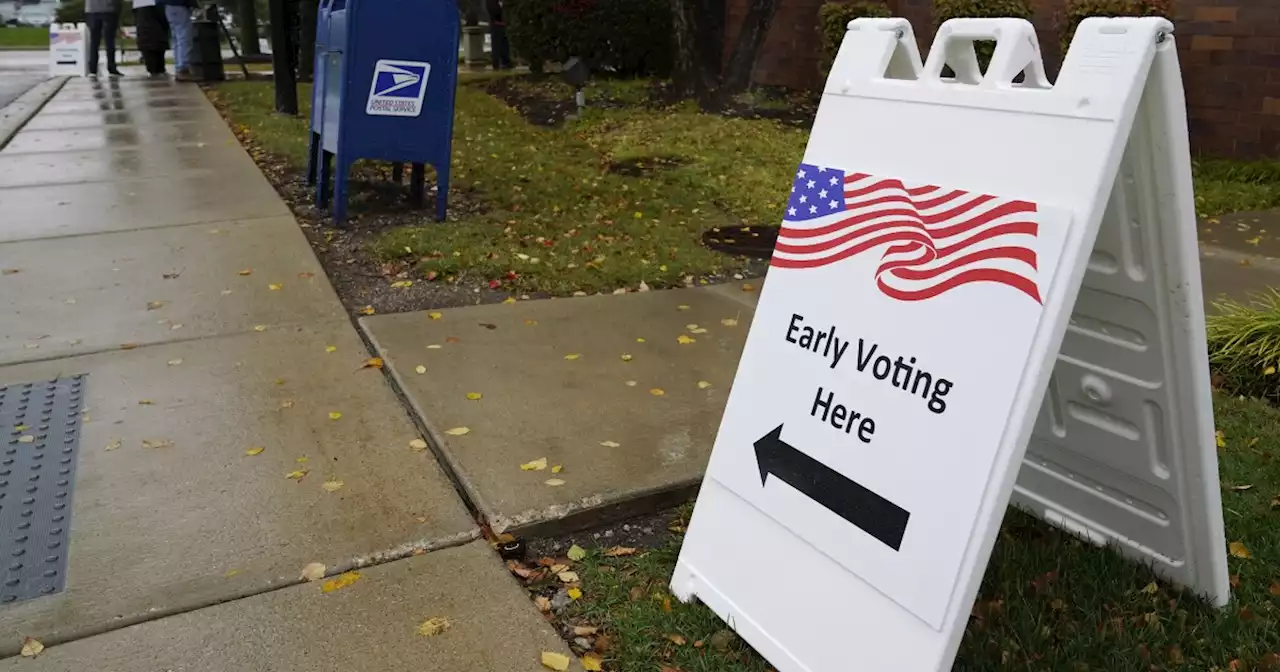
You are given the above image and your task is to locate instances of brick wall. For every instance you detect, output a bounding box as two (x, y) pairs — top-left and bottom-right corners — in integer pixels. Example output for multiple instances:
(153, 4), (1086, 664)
(728, 0), (1280, 158)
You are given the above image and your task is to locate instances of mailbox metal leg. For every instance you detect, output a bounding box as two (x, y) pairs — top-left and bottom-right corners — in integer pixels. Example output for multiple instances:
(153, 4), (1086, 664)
(316, 151), (332, 209)
(391, 163), (403, 184)
(333, 154), (352, 225)
(410, 163), (425, 207)
(306, 132), (320, 186)
(435, 163), (450, 222)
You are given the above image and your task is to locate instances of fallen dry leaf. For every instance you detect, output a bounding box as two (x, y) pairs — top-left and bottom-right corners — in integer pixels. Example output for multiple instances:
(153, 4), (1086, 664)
(564, 353), (582, 361)
(280, 400), (294, 409)
(299, 272), (315, 279)
(427, 344), (442, 349)
(721, 318), (738, 327)
(445, 336), (460, 343)
(1, 269), (18, 275)
(604, 546), (638, 557)
(650, 388), (665, 396)
(697, 381), (712, 389)
(465, 392), (483, 401)
(1217, 429), (1227, 449)
(20, 637), (43, 658)
(253, 325), (267, 332)
(300, 562), (326, 581)
(504, 297), (518, 304)
(1272, 495), (1280, 510)
(321, 571), (360, 593)
(146, 301), (166, 310)
(541, 651), (571, 671)
(120, 342), (139, 350)
(620, 353), (633, 362)
(572, 625), (598, 636)
(329, 411), (342, 420)
(361, 357), (384, 369)
(666, 633), (687, 646)
(238, 269), (253, 276)
(285, 469), (309, 480)
(428, 311), (443, 320)
(525, 319), (538, 325)
(409, 439), (429, 451)
(326, 345), (337, 353)
(567, 586), (583, 600)
(1229, 541), (1252, 559)
(677, 335), (696, 345)
(268, 283), (282, 291)
(677, 305), (690, 311)
(17, 435), (34, 444)
(625, 380), (637, 387)
(105, 439), (122, 451)
(444, 427), (470, 436)
(581, 653), (603, 671)
(390, 280), (413, 289)
(551, 465), (563, 473)
(742, 283), (756, 292)
(558, 571), (580, 583)
(415, 365), (427, 374)
(600, 440), (621, 448)
(245, 446), (265, 456)
(1231, 484), (1254, 491)
(418, 616), (451, 637)
(1269, 581), (1280, 597)
(322, 480), (345, 493)
(359, 305), (376, 316)
(534, 595), (552, 612)
(141, 439), (173, 449)
(521, 457), (548, 471)
(167, 358), (183, 366)
(545, 478), (566, 487)
(568, 545), (587, 561)
(138, 399), (155, 405)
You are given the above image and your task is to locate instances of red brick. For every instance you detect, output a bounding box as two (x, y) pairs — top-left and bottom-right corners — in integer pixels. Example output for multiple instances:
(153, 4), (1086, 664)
(1191, 35), (1234, 50)
(1194, 6), (1238, 21)
(1263, 98), (1280, 115)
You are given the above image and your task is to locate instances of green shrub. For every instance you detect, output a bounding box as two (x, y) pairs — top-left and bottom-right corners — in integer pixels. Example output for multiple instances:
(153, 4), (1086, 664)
(506, 0), (672, 77)
(817, 2), (892, 76)
(932, 0), (1034, 71)
(1207, 290), (1280, 401)
(54, 0), (85, 24)
(1061, 0), (1170, 52)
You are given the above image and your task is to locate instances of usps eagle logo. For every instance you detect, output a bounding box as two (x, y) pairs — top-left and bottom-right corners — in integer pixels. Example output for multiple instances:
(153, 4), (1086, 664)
(772, 163), (1042, 304)
(365, 59), (431, 117)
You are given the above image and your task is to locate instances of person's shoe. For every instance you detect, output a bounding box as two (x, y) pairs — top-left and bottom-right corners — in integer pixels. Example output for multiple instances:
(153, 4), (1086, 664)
(108, 70), (123, 78)
(86, 72), (98, 80)
(174, 68), (198, 82)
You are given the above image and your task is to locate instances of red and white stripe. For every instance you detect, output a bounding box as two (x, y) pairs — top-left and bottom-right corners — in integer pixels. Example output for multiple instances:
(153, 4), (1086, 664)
(771, 172), (1041, 303)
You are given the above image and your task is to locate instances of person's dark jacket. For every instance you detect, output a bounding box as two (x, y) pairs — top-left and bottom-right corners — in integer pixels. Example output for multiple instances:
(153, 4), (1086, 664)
(156, 0), (196, 7)
(485, 0), (504, 26)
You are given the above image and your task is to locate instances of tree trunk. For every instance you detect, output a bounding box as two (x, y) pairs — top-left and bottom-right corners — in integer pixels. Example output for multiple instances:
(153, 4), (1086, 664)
(670, 0), (726, 108)
(297, 0), (317, 81)
(720, 0), (780, 94)
(239, 0), (262, 55)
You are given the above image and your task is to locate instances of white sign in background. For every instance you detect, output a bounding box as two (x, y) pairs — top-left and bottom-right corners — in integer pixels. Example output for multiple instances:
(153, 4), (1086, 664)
(706, 167), (1071, 629)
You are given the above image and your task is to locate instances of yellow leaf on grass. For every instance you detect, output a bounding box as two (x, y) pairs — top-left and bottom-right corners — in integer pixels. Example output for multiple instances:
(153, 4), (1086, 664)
(322, 480), (345, 492)
(245, 446), (265, 456)
(581, 653), (603, 671)
(567, 545), (587, 561)
(286, 469), (309, 480)
(466, 392), (483, 401)
(1216, 430), (1227, 449)
(1229, 541), (1252, 559)
(677, 335), (696, 345)
(697, 381), (713, 389)
(428, 312), (443, 320)
(1267, 366), (1277, 376)
(568, 587), (583, 601)
(444, 427), (470, 436)
(415, 365), (427, 374)
(600, 441), (620, 448)
(326, 345), (337, 353)
(20, 637), (43, 658)
(564, 353), (581, 361)
(359, 305), (376, 316)
(545, 478), (566, 487)
(238, 269), (253, 276)
(300, 562), (326, 581)
(721, 318), (739, 327)
(521, 457), (548, 471)
(268, 283), (282, 291)
(362, 357), (384, 369)
(667, 633), (687, 646)
(1270, 581), (1280, 597)
(329, 411), (342, 420)
(390, 280), (413, 289)
(540, 651), (571, 671)
(418, 616), (451, 637)
(321, 571), (360, 593)
(604, 546), (637, 557)
(650, 388), (665, 396)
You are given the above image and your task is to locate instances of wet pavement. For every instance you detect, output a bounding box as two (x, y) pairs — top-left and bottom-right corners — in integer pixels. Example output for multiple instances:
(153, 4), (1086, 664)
(0, 50), (45, 111)
(0, 75), (580, 668)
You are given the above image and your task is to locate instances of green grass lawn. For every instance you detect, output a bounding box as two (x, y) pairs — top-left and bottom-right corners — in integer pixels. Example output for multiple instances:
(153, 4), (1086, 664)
(0, 26), (48, 48)
(207, 76), (1280, 297)
(559, 395), (1280, 672)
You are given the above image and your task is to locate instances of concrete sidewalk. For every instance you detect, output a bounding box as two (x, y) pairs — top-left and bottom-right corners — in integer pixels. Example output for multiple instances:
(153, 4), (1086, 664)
(0, 75), (579, 670)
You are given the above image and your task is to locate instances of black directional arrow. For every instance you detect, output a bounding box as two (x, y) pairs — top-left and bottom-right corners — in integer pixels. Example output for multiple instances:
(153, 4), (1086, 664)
(754, 424), (910, 551)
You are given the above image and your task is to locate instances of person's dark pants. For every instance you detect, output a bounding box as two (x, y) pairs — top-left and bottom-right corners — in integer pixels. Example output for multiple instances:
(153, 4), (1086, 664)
(86, 12), (119, 75)
(489, 24), (511, 69)
(142, 49), (166, 74)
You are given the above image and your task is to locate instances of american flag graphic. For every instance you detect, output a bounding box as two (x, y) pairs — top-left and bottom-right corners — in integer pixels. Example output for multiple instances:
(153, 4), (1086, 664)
(50, 32), (83, 45)
(773, 163), (1042, 304)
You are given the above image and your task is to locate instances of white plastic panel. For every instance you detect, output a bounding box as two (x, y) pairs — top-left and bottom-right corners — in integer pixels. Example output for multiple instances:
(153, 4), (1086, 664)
(1011, 31), (1230, 606)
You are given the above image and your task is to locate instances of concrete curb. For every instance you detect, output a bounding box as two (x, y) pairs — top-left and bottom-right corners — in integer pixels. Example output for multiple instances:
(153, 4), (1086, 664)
(0, 75), (67, 151)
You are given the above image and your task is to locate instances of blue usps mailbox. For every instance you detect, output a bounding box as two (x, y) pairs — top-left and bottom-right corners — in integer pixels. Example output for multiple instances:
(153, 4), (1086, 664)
(308, 0), (459, 224)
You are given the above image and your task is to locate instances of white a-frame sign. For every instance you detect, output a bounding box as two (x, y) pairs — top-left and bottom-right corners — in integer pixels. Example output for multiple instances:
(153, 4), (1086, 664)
(672, 16), (1230, 671)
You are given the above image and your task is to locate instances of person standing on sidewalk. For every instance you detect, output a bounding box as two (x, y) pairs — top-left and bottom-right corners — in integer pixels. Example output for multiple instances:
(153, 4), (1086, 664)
(158, 0), (197, 81)
(485, 0), (512, 70)
(132, 0), (169, 77)
(85, 0), (124, 78)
